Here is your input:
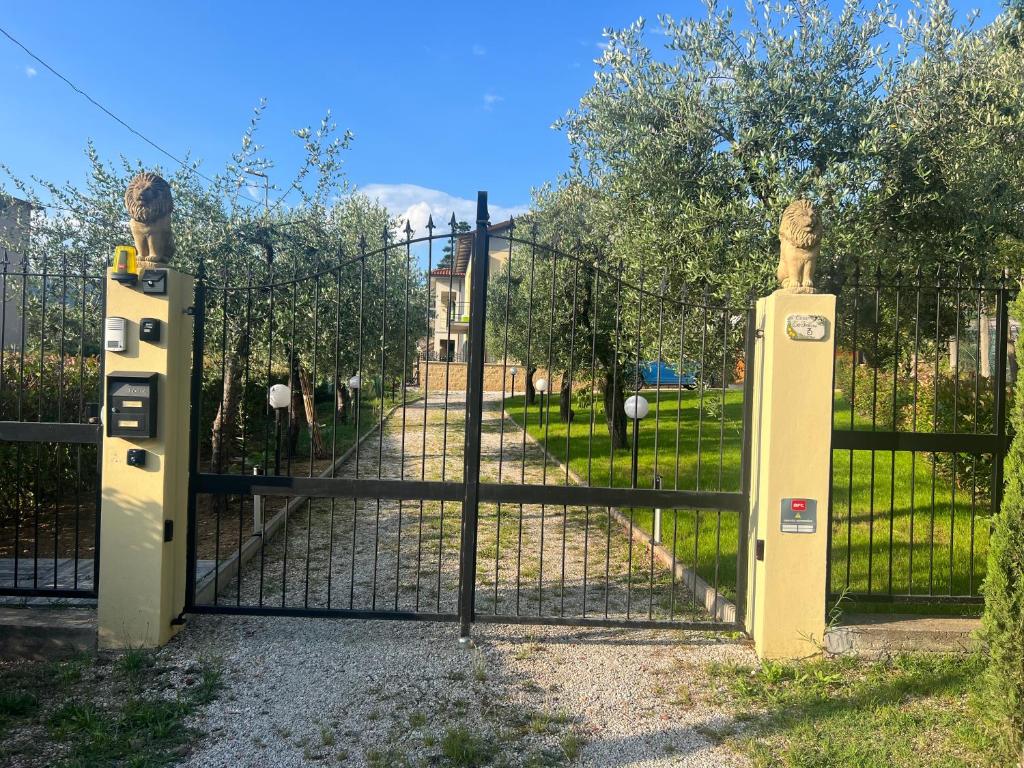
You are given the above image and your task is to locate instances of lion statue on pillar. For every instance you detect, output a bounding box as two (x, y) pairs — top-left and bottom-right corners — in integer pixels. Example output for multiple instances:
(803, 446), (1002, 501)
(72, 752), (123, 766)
(124, 171), (175, 268)
(776, 199), (822, 294)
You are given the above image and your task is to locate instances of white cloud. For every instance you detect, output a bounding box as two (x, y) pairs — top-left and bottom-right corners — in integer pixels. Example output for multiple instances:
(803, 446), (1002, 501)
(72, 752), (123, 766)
(358, 183), (529, 237)
(24, 66), (36, 77)
(482, 92), (503, 111)
(472, 43), (486, 56)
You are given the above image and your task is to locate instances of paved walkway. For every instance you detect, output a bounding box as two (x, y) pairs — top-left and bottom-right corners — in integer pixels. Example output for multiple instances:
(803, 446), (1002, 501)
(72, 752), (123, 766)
(167, 393), (755, 766)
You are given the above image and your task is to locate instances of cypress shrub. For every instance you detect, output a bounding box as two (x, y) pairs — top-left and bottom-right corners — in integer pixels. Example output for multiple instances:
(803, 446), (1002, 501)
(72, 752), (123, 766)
(981, 294), (1024, 763)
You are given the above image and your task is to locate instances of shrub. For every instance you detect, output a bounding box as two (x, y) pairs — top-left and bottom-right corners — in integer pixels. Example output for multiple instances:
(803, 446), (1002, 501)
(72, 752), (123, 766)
(980, 294), (1024, 762)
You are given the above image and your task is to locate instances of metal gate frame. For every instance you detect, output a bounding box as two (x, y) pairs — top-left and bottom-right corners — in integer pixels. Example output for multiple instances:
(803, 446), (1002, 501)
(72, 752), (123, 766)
(184, 192), (753, 635)
(0, 252), (105, 599)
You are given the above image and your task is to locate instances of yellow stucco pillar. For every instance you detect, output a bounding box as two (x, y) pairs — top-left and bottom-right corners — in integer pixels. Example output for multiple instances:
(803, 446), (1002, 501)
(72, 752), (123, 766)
(97, 268), (192, 649)
(746, 291), (836, 660)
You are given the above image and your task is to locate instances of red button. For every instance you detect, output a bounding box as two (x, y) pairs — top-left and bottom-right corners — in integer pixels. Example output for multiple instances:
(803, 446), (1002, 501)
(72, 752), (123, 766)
(792, 499), (807, 511)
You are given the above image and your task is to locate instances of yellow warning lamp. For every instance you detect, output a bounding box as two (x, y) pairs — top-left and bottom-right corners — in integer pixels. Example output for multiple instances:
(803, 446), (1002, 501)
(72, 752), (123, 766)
(111, 245), (138, 285)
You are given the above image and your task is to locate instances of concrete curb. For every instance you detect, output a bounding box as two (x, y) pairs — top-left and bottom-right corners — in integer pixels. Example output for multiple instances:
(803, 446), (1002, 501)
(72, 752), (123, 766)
(195, 397), (421, 605)
(0, 607), (96, 660)
(825, 613), (981, 657)
(501, 405), (738, 625)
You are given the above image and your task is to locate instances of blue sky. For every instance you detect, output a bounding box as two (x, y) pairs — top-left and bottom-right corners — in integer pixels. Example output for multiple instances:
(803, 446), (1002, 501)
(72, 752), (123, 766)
(0, 1), (1006, 231)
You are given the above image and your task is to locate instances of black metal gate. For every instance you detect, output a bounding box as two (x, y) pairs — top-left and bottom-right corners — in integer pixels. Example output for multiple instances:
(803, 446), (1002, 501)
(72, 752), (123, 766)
(0, 250), (104, 598)
(829, 266), (1015, 606)
(185, 193), (754, 634)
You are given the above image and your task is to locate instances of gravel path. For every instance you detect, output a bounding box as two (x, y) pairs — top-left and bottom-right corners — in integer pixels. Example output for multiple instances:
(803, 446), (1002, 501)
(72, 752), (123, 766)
(166, 616), (752, 767)
(210, 393), (707, 623)
(171, 392), (755, 766)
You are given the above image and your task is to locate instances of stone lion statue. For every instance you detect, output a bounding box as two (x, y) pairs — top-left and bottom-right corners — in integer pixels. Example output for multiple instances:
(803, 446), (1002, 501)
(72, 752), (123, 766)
(125, 171), (175, 267)
(776, 199), (822, 294)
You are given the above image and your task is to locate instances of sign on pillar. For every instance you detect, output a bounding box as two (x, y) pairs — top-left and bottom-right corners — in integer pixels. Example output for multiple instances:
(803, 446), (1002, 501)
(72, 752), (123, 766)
(746, 294), (836, 660)
(97, 251), (193, 649)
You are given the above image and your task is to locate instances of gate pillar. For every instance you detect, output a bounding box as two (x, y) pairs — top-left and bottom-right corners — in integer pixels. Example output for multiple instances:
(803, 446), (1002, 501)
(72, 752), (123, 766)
(97, 268), (193, 649)
(746, 291), (836, 659)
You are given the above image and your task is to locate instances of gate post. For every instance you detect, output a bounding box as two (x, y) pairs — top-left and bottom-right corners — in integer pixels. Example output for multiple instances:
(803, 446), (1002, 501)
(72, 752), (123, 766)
(457, 192), (490, 642)
(746, 290), (836, 660)
(97, 267), (193, 649)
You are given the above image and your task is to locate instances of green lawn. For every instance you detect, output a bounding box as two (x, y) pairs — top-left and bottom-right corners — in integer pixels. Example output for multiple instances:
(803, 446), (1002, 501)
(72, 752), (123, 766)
(505, 388), (990, 610)
(239, 391), (414, 473)
(708, 652), (1007, 767)
(504, 389), (745, 599)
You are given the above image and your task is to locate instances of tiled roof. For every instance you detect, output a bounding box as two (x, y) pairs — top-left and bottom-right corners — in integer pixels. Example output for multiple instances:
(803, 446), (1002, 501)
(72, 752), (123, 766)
(429, 267), (465, 277)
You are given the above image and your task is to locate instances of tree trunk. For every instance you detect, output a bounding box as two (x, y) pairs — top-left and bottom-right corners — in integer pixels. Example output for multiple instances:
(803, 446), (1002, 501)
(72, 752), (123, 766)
(525, 366), (537, 405)
(336, 380), (351, 424)
(559, 375), (574, 423)
(602, 366), (627, 450)
(286, 352), (307, 458)
(210, 328), (249, 473)
(299, 367), (327, 459)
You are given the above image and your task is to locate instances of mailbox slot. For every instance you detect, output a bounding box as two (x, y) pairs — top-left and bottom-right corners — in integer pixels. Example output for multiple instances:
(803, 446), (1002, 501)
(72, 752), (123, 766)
(107, 372), (158, 438)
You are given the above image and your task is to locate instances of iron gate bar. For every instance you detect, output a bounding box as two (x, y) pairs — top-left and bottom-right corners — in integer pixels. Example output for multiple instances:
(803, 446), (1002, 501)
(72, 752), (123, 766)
(473, 614), (738, 632)
(478, 485), (747, 512)
(187, 604), (458, 622)
(831, 431), (1002, 454)
(192, 473), (747, 512)
(0, 423), (101, 443)
(456, 192), (491, 640)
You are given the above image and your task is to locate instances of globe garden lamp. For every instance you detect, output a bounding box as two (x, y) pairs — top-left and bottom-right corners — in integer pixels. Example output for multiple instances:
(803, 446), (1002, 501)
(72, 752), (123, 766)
(624, 394), (650, 488)
(268, 384), (291, 475)
(535, 377), (548, 426)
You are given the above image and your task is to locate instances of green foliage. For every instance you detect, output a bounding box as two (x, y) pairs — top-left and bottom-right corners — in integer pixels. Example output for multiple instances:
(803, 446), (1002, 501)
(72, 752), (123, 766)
(0, 354), (101, 511)
(543, 1), (1024, 300)
(980, 293), (1024, 761)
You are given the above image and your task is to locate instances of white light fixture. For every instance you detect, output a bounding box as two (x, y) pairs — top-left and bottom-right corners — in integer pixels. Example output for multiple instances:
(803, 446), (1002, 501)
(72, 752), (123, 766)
(268, 384), (291, 410)
(348, 374), (361, 390)
(624, 394), (650, 420)
(509, 366), (518, 377)
(535, 377), (548, 393)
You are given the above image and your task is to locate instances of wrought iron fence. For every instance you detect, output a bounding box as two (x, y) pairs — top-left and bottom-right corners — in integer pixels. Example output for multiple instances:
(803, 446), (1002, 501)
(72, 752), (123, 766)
(828, 264), (1015, 604)
(0, 249), (104, 597)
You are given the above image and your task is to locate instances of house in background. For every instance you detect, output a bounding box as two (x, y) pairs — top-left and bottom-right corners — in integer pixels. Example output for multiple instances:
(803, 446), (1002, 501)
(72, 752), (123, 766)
(0, 197), (31, 351)
(420, 219), (556, 393)
(426, 219), (513, 363)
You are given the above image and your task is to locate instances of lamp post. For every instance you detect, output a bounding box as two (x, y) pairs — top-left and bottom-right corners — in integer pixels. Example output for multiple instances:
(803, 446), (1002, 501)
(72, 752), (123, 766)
(509, 366), (518, 403)
(268, 383), (291, 476)
(535, 377), (548, 426)
(624, 394), (650, 489)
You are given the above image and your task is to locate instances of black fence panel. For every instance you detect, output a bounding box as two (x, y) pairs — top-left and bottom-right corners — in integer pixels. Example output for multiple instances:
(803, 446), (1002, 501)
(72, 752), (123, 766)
(829, 265), (1015, 605)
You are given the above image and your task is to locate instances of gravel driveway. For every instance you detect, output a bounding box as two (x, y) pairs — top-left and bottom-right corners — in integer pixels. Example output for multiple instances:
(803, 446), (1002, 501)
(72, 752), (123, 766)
(166, 615), (753, 767)
(172, 392), (755, 766)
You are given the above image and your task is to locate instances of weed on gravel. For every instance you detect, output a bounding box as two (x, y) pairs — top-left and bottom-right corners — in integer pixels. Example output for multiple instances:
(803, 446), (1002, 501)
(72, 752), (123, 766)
(0, 649), (222, 767)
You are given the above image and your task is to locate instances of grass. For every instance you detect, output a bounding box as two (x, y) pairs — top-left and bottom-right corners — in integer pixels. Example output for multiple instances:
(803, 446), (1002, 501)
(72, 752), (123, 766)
(505, 386), (990, 610)
(709, 652), (1008, 767)
(0, 650), (223, 767)
(440, 725), (495, 765)
(238, 391), (414, 472)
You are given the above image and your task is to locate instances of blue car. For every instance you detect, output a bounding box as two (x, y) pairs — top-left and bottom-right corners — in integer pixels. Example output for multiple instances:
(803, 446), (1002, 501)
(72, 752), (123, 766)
(638, 361), (699, 390)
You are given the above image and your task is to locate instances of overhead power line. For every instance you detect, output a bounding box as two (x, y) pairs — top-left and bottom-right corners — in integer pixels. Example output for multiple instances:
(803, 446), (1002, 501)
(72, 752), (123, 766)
(0, 23), (263, 211)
